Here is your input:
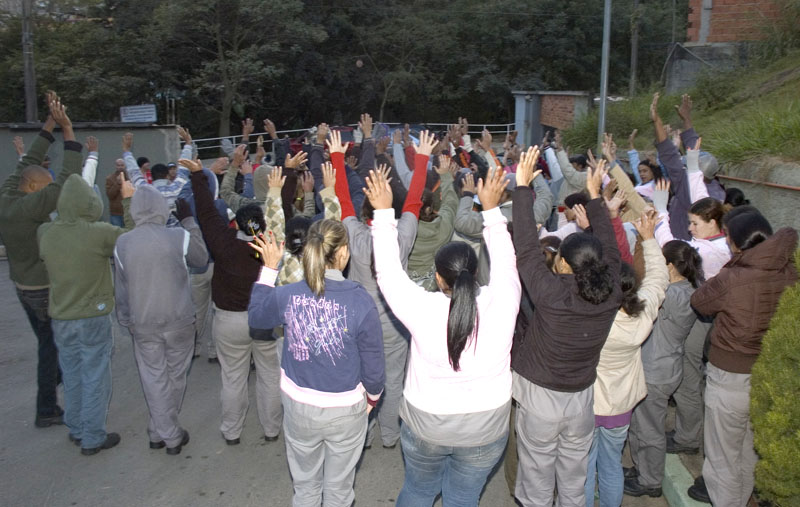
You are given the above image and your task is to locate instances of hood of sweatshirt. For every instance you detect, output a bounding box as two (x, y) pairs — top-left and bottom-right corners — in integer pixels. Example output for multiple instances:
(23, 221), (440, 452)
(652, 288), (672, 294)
(254, 164), (272, 201)
(131, 184), (169, 226)
(56, 173), (103, 223)
(730, 227), (799, 272)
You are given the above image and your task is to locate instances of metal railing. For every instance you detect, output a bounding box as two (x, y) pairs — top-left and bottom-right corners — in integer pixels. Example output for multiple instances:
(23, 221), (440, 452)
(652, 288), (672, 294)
(191, 122), (516, 158)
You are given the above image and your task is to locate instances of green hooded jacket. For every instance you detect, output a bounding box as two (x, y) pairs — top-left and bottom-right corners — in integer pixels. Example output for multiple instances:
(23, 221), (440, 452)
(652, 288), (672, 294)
(38, 174), (131, 320)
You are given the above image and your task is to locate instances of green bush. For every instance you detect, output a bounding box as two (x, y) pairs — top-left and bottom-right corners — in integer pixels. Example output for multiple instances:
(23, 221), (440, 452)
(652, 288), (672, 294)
(751, 249), (800, 506)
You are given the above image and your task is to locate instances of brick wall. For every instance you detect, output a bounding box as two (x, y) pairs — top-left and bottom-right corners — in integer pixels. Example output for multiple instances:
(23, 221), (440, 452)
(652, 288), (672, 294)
(540, 95), (576, 130)
(687, 0), (781, 42)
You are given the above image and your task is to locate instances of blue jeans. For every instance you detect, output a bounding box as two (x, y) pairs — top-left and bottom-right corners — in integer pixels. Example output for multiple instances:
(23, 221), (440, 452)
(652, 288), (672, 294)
(109, 214), (124, 227)
(396, 422), (507, 507)
(585, 424), (629, 507)
(16, 287), (60, 416)
(52, 315), (113, 449)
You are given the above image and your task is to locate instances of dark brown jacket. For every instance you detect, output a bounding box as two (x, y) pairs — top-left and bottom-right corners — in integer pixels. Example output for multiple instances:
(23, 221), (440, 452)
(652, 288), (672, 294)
(105, 170), (125, 216)
(511, 189), (623, 392)
(691, 227), (798, 374)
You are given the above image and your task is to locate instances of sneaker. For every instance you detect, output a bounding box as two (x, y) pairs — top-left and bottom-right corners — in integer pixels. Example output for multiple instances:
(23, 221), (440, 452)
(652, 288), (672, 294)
(35, 406), (64, 428)
(166, 430), (190, 455)
(623, 477), (662, 498)
(81, 432), (121, 456)
(264, 434), (279, 442)
(666, 431), (699, 455)
(687, 476), (711, 504)
(208, 357), (219, 364)
(149, 440), (166, 449)
(225, 437), (240, 446)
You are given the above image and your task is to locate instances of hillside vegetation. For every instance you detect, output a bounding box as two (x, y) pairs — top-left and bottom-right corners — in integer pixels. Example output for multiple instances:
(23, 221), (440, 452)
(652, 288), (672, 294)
(563, 51), (800, 165)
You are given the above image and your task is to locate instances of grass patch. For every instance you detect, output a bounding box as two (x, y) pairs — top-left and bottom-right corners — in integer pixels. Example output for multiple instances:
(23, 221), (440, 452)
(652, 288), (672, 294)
(562, 51), (800, 165)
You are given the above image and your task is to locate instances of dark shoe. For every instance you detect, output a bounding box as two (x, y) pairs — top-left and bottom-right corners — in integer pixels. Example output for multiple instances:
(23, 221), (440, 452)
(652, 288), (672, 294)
(264, 434), (279, 442)
(623, 477), (662, 498)
(208, 357), (219, 364)
(81, 432), (121, 456)
(688, 476), (711, 504)
(382, 442), (397, 449)
(623, 466), (638, 479)
(166, 430), (189, 455)
(225, 437), (240, 446)
(68, 434), (81, 447)
(149, 440), (166, 449)
(35, 407), (64, 428)
(666, 432), (699, 455)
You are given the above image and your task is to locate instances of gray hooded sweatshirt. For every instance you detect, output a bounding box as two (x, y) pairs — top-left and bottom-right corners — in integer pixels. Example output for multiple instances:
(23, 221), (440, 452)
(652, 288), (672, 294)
(114, 185), (208, 335)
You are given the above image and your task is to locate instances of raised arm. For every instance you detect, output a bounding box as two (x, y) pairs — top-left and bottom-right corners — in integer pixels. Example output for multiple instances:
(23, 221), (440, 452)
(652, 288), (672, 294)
(602, 134), (645, 222)
(175, 198), (209, 269)
(354, 113), (376, 181)
(328, 130), (356, 219)
(632, 213), (670, 322)
(453, 173), (483, 239)
(401, 130), (435, 218)
(181, 159), (232, 259)
(121, 132), (147, 187)
(392, 130), (413, 189)
(685, 138), (709, 203)
(81, 136), (98, 186)
(531, 172), (554, 225)
(652, 93), (691, 240)
(220, 145), (250, 212)
(584, 160), (621, 278)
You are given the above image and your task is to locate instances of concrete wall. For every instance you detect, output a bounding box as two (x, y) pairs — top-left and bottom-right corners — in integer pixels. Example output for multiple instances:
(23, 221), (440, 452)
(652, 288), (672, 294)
(0, 123), (181, 227)
(513, 91), (591, 146)
(721, 158), (800, 231)
(664, 42), (749, 93)
(687, 0), (780, 43)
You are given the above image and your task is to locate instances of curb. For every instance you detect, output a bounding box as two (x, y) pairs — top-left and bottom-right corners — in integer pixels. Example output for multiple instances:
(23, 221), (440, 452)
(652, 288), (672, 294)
(663, 454), (708, 507)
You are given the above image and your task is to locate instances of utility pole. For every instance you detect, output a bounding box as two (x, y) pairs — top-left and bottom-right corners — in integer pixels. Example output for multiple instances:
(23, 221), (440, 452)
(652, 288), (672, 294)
(597, 0), (612, 151)
(629, 0), (639, 97)
(22, 0), (38, 122)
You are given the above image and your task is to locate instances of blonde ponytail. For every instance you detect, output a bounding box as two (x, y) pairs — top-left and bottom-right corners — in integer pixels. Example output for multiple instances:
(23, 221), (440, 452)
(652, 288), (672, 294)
(302, 219), (349, 297)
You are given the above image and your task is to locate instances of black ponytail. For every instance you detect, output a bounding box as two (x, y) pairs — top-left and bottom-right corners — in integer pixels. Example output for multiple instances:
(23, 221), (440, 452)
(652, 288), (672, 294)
(435, 242), (479, 372)
(619, 263), (645, 317)
(662, 240), (704, 288)
(560, 233), (615, 305)
(727, 212), (773, 251)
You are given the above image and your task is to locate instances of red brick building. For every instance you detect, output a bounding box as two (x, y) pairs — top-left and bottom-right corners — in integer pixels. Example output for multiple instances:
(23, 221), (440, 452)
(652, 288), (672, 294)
(686, 0), (782, 43)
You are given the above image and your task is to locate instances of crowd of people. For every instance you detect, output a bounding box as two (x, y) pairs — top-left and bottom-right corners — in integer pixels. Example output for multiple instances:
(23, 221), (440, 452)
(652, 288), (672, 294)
(1, 89), (797, 507)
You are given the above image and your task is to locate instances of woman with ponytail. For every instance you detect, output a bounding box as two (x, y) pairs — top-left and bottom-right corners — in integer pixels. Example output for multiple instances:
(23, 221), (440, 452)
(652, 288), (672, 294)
(625, 240), (703, 498)
(247, 219), (385, 507)
(366, 163), (521, 506)
(687, 211), (797, 506)
(586, 211), (669, 507)
(511, 148), (622, 507)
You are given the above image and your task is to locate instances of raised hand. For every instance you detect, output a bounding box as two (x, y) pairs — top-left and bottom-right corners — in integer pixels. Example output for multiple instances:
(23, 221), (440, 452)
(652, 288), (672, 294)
(602, 133), (617, 162)
(634, 209), (658, 239)
(249, 231), (284, 269)
(376, 136), (390, 155)
(461, 173), (476, 195)
(322, 161), (336, 188)
(376, 163), (392, 183)
(85, 136), (99, 153)
(177, 126), (192, 145)
(481, 129), (493, 151)
(476, 164), (509, 211)
(650, 92), (661, 123)
(264, 119), (278, 140)
(122, 132), (133, 152)
(602, 178), (618, 202)
(516, 145), (543, 188)
(628, 129), (638, 150)
(49, 98), (71, 128)
(255, 135), (266, 161)
(316, 123), (330, 145)
(553, 130), (562, 151)
(12, 136), (24, 156)
(573, 204), (590, 230)
(436, 155), (452, 175)
(604, 189), (627, 219)
(175, 198), (192, 222)
(675, 94), (692, 128)
(284, 150), (308, 170)
(325, 129), (347, 154)
(120, 179), (136, 199)
(586, 148), (598, 170)
(300, 170), (314, 192)
(449, 123), (461, 145)
(232, 144), (248, 168)
(240, 159), (253, 175)
(363, 168), (393, 210)
(346, 155), (358, 168)
(241, 118), (254, 139)
(586, 159), (608, 199)
(652, 179), (671, 212)
(403, 123), (411, 147)
(268, 166), (285, 189)
(415, 130), (436, 156)
(178, 158), (204, 173)
(358, 113), (373, 139)
(459, 117), (469, 136)
(209, 157), (228, 175)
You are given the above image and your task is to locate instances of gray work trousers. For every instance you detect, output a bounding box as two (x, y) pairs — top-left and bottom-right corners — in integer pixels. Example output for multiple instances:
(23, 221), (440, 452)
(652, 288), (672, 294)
(513, 372), (594, 507)
(213, 307), (282, 440)
(702, 364), (757, 507)
(132, 324), (195, 447)
(628, 379), (682, 488)
(673, 319), (712, 447)
(366, 325), (408, 447)
(190, 263), (216, 358)
(282, 392), (368, 507)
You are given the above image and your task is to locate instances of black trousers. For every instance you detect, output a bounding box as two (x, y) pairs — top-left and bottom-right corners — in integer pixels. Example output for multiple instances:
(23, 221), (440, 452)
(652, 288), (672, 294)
(16, 287), (61, 416)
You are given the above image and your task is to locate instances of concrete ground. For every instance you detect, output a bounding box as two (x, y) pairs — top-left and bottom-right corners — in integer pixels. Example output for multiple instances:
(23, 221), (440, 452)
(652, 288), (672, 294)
(0, 259), (669, 506)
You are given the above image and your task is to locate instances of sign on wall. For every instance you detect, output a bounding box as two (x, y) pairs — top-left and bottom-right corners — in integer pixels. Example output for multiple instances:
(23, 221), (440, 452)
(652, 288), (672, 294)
(120, 104), (157, 123)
